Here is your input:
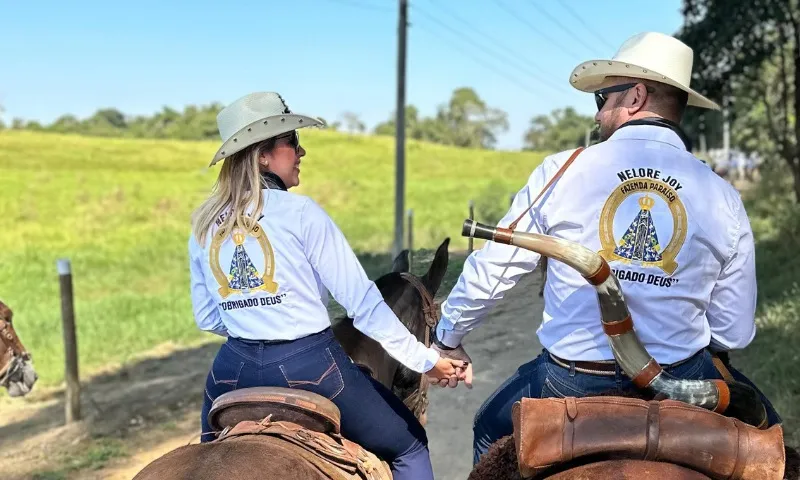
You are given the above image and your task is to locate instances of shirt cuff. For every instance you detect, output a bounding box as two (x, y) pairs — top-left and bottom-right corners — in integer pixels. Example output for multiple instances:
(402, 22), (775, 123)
(436, 323), (465, 349)
(421, 347), (441, 373)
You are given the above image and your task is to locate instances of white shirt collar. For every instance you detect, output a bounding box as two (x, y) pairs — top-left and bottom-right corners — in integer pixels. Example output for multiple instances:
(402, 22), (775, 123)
(606, 123), (688, 151)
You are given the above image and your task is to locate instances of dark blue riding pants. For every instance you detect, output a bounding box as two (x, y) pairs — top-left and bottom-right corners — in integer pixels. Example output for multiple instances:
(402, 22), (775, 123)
(472, 348), (781, 465)
(200, 328), (433, 480)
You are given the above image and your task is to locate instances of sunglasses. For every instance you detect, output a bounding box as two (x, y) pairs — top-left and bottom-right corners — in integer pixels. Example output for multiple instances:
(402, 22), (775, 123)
(594, 83), (653, 111)
(275, 131), (300, 152)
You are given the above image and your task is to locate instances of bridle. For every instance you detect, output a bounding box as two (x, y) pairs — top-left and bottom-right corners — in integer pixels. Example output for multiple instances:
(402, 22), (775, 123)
(0, 309), (29, 387)
(397, 272), (440, 420)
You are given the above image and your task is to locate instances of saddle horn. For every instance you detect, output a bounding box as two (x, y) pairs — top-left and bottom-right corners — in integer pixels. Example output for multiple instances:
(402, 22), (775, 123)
(462, 219), (767, 428)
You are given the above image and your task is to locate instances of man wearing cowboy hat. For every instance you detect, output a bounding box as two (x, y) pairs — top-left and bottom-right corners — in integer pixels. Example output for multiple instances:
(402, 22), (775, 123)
(428, 32), (781, 463)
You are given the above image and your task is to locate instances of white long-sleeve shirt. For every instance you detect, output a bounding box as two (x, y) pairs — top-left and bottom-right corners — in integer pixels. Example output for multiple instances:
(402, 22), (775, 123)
(188, 187), (440, 374)
(436, 124), (757, 364)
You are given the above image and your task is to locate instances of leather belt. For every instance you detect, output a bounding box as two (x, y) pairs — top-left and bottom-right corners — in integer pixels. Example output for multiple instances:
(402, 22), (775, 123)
(548, 351), (695, 376)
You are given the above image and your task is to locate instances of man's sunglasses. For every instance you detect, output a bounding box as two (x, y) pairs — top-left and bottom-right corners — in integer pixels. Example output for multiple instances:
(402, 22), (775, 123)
(594, 83), (653, 110)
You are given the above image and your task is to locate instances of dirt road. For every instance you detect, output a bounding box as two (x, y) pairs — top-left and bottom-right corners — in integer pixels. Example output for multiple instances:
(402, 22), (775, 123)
(0, 272), (543, 479)
(426, 272), (544, 479)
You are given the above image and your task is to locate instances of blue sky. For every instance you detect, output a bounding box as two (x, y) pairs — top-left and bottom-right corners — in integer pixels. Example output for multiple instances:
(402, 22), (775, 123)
(0, 0), (684, 150)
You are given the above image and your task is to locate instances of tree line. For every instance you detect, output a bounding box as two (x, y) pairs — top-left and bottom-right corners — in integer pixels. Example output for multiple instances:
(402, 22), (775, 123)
(0, 87), (594, 153)
(677, 0), (800, 202)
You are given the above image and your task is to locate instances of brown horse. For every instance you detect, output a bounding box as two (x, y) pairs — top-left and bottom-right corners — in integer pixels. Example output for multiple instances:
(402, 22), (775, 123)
(461, 219), (793, 480)
(133, 239), (451, 480)
(0, 299), (37, 397)
(331, 238), (450, 425)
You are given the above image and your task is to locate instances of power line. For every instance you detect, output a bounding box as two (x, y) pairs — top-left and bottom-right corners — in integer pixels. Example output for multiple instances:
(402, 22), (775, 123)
(526, 0), (606, 57)
(411, 22), (545, 99)
(554, 0), (618, 51)
(422, 0), (572, 95)
(489, 0), (585, 61)
(411, 4), (571, 95)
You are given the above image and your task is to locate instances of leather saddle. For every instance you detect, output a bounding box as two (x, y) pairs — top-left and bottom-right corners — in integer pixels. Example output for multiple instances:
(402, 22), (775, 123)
(512, 396), (785, 480)
(209, 386), (342, 434)
(208, 387), (392, 480)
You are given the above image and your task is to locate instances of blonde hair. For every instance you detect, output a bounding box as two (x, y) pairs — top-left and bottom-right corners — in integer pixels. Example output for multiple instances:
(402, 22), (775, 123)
(191, 139), (276, 245)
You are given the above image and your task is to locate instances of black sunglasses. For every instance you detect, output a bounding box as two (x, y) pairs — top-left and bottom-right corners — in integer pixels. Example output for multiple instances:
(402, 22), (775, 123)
(594, 83), (653, 110)
(275, 130), (300, 151)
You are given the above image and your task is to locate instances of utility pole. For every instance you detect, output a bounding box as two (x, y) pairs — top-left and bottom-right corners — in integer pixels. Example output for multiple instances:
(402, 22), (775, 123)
(723, 95), (730, 170)
(699, 114), (707, 155)
(393, 0), (408, 259)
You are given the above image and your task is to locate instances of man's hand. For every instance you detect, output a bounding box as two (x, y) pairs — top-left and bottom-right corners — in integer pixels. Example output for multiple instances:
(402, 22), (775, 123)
(430, 336), (473, 389)
(425, 357), (468, 386)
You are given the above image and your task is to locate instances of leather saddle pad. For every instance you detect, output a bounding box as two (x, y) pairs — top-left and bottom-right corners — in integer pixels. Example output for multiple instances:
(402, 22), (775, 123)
(209, 386), (341, 434)
(512, 396), (785, 480)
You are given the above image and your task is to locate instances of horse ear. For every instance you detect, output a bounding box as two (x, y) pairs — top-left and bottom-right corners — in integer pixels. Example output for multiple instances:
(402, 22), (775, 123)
(422, 238), (450, 295)
(0, 300), (11, 323)
(392, 250), (410, 273)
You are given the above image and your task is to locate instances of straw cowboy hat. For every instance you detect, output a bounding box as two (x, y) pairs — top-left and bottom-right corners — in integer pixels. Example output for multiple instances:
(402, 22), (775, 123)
(569, 31), (720, 110)
(210, 92), (325, 166)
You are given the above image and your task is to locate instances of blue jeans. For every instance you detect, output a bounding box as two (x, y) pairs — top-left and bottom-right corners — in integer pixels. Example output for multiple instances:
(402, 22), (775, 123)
(472, 348), (781, 465)
(200, 328), (433, 480)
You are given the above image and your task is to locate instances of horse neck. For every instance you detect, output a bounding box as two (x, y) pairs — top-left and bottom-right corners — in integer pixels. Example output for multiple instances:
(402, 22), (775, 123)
(386, 289), (431, 410)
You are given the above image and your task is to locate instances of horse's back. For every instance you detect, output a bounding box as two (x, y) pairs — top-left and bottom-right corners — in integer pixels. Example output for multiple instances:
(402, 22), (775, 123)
(547, 459), (711, 479)
(133, 437), (329, 480)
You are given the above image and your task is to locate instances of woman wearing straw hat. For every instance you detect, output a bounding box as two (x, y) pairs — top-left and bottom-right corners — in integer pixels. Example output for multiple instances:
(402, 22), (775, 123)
(188, 92), (463, 479)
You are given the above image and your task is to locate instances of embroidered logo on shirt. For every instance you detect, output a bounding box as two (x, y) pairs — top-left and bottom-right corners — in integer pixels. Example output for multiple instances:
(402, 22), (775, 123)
(209, 223), (279, 298)
(599, 169), (687, 275)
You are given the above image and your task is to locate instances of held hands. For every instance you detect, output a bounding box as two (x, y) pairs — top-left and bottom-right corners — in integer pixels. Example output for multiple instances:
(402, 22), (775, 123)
(423, 326), (473, 388)
(426, 357), (469, 386)
(430, 343), (473, 389)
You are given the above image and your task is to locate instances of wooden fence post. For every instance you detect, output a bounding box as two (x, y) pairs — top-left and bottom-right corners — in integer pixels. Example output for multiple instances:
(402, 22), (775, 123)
(406, 208), (414, 269)
(57, 258), (81, 423)
(468, 200), (474, 254)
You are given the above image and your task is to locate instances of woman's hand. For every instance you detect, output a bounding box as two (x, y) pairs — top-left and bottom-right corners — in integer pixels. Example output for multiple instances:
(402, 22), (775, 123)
(425, 357), (468, 384)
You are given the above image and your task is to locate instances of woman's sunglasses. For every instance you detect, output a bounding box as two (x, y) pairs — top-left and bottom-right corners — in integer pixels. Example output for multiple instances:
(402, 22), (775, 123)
(594, 83), (653, 111)
(275, 131), (300, 152)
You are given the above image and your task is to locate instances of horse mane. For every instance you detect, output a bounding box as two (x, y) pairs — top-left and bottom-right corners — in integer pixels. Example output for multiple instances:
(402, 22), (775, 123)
(469, 390), (800, 480)
(467, 435), (521, 480)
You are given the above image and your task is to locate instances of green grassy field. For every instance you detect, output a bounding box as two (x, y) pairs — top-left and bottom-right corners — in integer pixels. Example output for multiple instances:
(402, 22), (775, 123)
(2, 129), (796, 448)
(0, 129), (546, 388)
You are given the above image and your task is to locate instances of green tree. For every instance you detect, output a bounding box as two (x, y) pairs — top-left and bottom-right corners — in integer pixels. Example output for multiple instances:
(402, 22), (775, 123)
(374, 105), (421, 138)
(50, 114), (83, 134)
(677, 0), (800, 201)
(373, 88), (508, 149)
(523, 107), (595, 152)
(339, 111), (366, 134)
(440, 87), (509, 149)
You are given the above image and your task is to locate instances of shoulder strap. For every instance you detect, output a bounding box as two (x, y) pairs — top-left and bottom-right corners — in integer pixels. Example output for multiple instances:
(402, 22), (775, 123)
(508, 147), (585, 230)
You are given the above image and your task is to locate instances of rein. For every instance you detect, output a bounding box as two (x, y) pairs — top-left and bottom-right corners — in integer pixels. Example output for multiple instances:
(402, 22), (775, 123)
(397, 272), (440, 419)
